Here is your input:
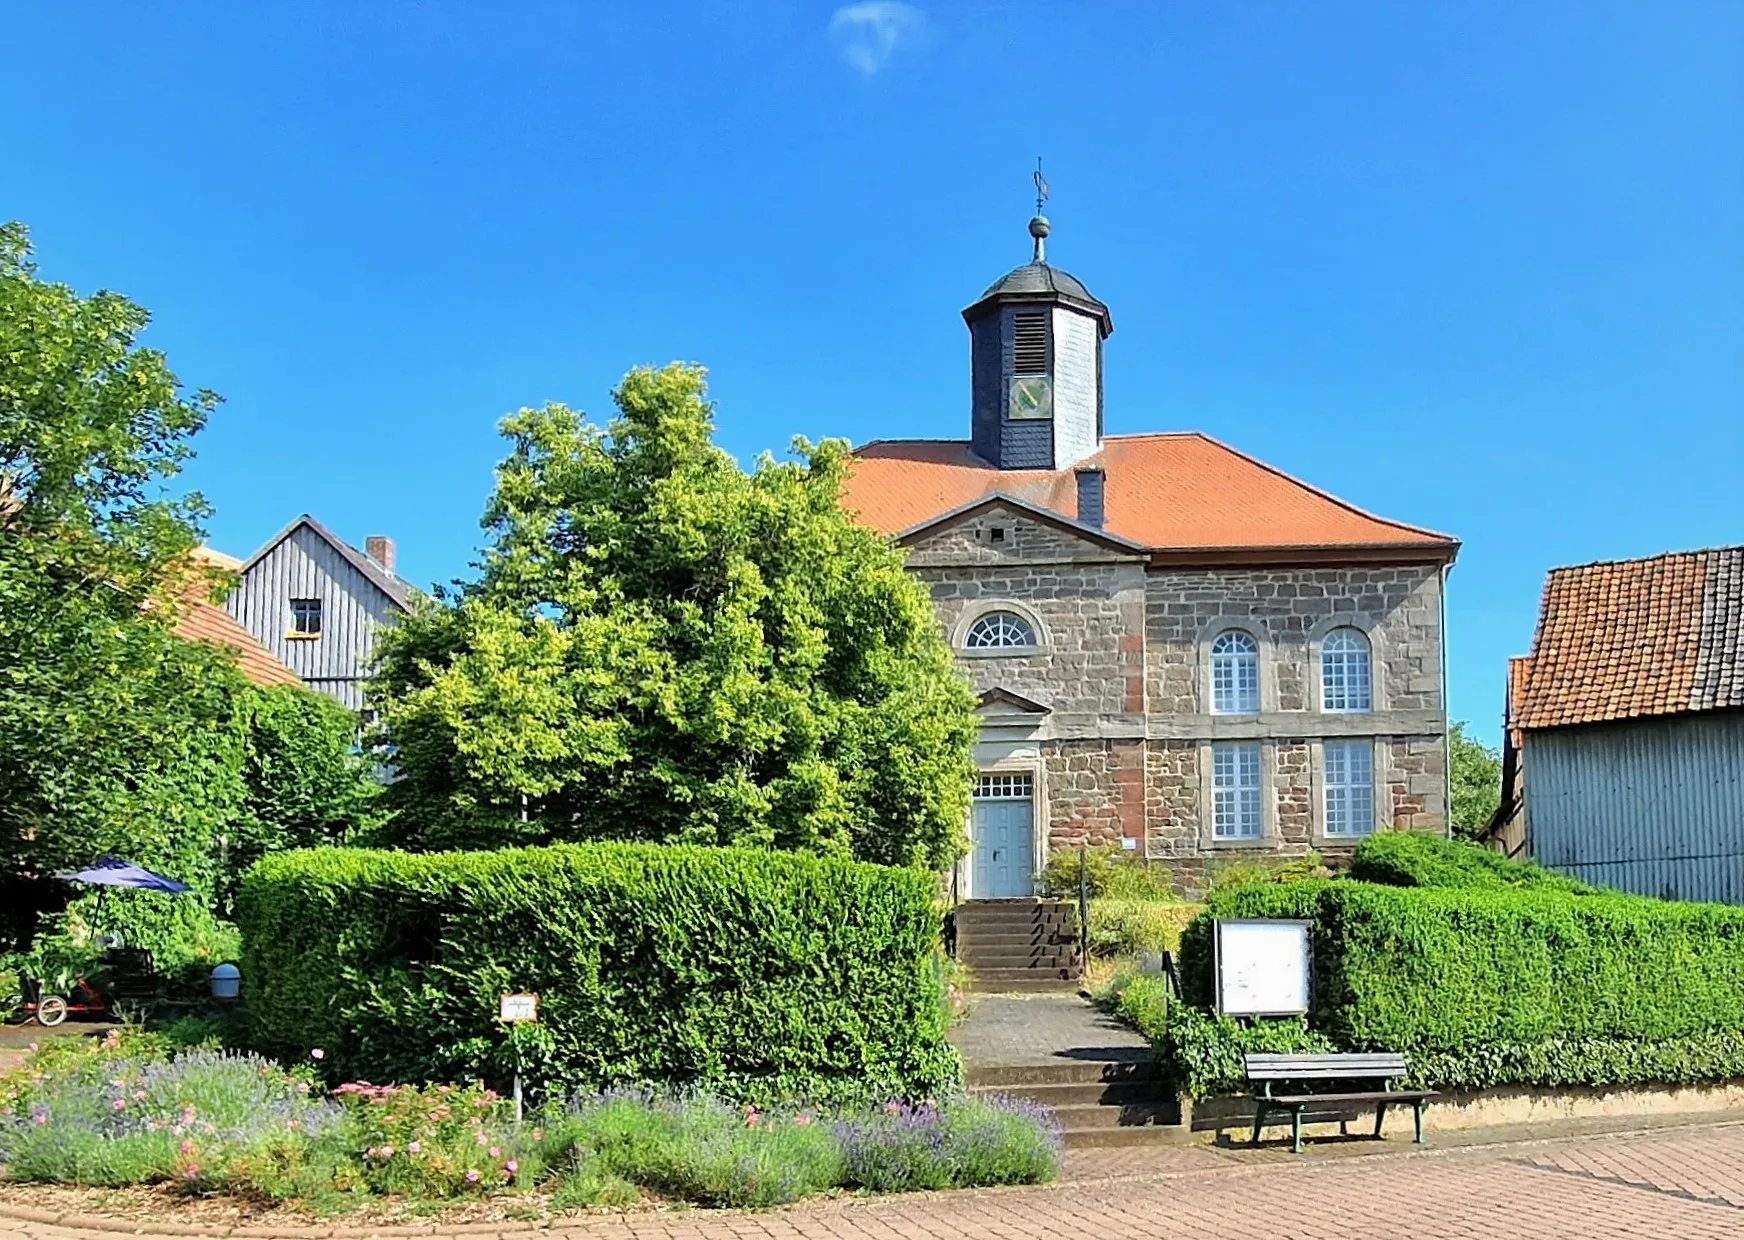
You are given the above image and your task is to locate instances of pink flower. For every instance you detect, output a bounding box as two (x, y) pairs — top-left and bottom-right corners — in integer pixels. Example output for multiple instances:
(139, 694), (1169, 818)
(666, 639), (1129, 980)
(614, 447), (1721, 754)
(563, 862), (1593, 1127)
(110, 1098), (126, 1111)
(407, 1141), (421, 1155)
(132, 1090), (146, 1101)
(310, 1048), (325, 1060)
(504, 1159), (518, 1176)
(488, 1146), (500, 1158)
(182, 1166), (199, 1181)
(465, 1169), (480, 1183)
(474, 1131), (487, 1145)
(180, 1140), (195, 1155)
(380, 1144), (394, 1158)
(26, 1042), (37, 1053)
(794, 1114), (814, 1127)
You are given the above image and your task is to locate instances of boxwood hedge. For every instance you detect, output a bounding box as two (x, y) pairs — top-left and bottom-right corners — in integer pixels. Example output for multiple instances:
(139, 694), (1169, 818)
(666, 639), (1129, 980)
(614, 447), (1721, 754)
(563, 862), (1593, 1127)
(1173, 877), (1744, 1092)
(239, 843), (957, 1104)
(1348, 831), (1598, 894)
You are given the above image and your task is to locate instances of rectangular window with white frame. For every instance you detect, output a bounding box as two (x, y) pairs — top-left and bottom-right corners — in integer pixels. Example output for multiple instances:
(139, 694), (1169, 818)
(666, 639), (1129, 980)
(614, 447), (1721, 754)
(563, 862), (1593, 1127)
(1323, 738), (1375, 837)
(1211, 741), (1263, 839)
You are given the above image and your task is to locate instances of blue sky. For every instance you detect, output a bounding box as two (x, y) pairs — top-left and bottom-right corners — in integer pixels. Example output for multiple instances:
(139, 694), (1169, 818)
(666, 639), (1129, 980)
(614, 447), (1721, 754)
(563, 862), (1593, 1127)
(4, 2), (1740, 744)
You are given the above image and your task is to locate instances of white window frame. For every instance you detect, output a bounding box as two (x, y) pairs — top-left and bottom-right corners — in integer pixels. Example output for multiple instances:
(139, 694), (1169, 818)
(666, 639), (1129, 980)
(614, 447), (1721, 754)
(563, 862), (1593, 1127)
(956, 603), (1047, 656)
(1210, 630), (1261, 715)
(1320, 627), (1373, 713)
(1321, 738), (1377, 838)
(1211, 741), (1264, 840)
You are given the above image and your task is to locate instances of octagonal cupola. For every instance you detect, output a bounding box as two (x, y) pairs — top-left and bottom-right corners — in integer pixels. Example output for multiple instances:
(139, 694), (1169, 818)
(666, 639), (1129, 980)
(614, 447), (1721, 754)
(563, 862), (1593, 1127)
(963, 212), (1112, 470)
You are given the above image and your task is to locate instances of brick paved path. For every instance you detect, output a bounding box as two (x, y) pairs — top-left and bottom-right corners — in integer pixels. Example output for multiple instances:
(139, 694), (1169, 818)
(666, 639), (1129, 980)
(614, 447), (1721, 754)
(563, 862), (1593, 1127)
(3, 1121), (1742, 1239)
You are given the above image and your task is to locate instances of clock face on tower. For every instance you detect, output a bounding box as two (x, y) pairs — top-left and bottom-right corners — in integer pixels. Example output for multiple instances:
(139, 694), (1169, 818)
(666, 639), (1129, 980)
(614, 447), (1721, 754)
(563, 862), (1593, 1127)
(1009, 375), (1053, 420)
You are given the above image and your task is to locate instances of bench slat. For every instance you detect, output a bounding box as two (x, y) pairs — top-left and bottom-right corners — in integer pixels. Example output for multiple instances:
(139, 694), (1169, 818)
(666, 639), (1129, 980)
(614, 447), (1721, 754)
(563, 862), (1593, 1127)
(1265, 1090), (1437, 1106)
(1245, 1054), (1407, 1080)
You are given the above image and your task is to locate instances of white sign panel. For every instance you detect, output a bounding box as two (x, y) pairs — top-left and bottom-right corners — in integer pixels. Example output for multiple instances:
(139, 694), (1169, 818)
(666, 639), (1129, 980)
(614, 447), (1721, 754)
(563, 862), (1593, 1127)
(498, 992), (540, 1023)
(1215, 919), (1310, 1017)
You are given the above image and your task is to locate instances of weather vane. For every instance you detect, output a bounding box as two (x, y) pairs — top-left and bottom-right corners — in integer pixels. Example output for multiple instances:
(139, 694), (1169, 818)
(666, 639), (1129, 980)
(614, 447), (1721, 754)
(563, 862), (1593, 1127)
(1029, 158), (1051, 263)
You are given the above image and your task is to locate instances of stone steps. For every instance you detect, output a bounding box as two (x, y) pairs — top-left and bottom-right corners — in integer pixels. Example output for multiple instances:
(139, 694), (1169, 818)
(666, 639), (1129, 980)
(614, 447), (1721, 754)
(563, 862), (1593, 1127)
(954, 899), (1083, 990)
(968, 1058), (1182, 1148)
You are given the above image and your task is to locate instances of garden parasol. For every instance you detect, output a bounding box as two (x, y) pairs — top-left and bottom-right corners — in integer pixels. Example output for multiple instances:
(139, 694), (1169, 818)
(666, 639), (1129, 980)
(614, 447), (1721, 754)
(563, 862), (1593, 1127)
(56, 856), (191, 893)
(55, 856), (192, 939)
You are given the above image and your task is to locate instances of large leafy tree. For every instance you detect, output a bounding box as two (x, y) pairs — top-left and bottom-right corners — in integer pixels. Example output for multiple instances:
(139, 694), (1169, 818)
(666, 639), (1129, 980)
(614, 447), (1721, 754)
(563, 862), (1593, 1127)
(373, 363), (977, 867)
(1449, 721), (1502, 839)
(0, 223), (378, 945)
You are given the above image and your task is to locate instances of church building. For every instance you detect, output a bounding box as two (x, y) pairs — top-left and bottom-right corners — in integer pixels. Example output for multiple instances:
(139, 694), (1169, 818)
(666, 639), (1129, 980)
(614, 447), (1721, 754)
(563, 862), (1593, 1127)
(839, 212), (1459, 898)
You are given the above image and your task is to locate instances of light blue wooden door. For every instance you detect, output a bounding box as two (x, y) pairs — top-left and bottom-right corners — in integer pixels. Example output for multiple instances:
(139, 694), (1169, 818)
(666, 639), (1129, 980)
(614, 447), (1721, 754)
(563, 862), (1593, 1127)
(972, 775), (1035, 898)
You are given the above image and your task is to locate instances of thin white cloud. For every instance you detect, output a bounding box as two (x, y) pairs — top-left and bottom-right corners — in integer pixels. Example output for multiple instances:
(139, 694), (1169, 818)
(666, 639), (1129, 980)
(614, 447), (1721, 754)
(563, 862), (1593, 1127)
(829, 2), (925, 76)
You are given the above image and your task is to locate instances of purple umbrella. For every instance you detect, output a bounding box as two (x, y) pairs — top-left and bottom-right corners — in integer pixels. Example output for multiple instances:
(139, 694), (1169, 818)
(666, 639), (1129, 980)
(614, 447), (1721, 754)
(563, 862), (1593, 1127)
(56, 856), (191, 894)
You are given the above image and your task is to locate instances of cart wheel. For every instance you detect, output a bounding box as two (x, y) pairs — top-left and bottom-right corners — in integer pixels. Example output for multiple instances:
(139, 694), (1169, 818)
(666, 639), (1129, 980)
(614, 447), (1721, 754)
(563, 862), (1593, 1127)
(2, 993), (23, 1025)
(36, 995), (69, 1027)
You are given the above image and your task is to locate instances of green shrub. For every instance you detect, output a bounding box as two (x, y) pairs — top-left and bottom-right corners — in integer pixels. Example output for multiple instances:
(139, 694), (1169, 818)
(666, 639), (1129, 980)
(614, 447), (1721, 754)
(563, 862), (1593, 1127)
(1350, 831), (1597, 894)
(1037, 847), (1178, 901)
(240, 842), (957, 1105)
(1180, 880), (1744, 1091)
(1110, 973), (1171, 1040)
(1159, 1007), (1337, 1099)
(1088, 900), (1202, 958)
(1203, 849), (1330, 894)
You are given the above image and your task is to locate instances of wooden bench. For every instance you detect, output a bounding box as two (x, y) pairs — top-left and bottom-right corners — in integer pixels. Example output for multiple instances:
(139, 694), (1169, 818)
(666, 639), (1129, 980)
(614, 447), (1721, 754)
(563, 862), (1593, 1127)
(1244, 1052), (1437, 1154)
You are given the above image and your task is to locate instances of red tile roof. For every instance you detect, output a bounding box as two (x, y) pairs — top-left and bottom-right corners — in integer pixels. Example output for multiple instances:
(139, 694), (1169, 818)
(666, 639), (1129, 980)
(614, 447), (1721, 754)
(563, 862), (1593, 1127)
(174, 548), (302, 689)
(840, 434), (1457, 557)
(1514, 546), (1744, 730)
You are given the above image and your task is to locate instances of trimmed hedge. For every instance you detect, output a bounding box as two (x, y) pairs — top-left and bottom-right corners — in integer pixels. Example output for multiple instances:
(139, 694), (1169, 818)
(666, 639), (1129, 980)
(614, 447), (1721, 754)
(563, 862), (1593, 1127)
(1349, 831), (1597, 894)
(1173, 879), (1744, 1092)
(239, 843), (957, 1104)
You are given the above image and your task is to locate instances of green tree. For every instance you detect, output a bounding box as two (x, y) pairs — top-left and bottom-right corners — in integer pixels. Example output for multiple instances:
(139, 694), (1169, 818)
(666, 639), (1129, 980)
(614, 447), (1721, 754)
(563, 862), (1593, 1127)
(0, 223), (379, 945)
(373, 363), (978, 867)
(1449, 721), (1502, 839)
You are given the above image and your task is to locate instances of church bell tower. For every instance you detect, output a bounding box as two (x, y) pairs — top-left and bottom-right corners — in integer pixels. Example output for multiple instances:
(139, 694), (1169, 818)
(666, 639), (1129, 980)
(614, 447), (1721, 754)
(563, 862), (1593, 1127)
(963, 176), (1113, 470)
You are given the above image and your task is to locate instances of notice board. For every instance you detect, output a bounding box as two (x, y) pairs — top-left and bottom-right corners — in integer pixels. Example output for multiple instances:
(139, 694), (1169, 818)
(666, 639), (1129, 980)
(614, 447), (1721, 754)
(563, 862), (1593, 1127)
(1214, 919), (1311, 1017)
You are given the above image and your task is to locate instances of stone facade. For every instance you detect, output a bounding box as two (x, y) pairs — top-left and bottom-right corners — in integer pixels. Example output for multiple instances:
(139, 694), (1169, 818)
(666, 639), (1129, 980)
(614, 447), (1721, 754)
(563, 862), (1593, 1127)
(915, 505), (1450, 898)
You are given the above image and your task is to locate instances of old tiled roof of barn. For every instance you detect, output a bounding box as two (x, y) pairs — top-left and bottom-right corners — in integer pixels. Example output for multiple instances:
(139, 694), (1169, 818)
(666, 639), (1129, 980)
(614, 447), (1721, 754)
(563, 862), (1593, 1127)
(1514, 546), (1744, 731)
(841, 433), (1458, 554)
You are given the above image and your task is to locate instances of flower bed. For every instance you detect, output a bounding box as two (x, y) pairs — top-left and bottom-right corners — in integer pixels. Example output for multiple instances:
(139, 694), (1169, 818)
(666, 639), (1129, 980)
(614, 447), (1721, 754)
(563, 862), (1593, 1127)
(0, 1032), (1059, 1214)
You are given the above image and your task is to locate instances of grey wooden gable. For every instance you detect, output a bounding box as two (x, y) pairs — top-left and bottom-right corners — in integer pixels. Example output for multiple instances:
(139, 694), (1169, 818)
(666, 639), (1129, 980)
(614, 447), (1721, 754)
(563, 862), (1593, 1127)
(225, 515), (414, 711)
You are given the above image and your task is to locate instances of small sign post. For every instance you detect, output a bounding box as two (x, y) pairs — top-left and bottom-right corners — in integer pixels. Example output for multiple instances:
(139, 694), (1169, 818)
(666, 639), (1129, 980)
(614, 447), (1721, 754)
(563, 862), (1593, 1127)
(498, 993), (539, 1122)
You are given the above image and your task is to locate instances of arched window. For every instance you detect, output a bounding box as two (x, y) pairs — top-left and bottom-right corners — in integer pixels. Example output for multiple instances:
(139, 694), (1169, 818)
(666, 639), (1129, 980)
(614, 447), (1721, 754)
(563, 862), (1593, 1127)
(1210, 630), (1260, 714)
(964, 610), (1038, 651)
(1321, 628), (1373, 713)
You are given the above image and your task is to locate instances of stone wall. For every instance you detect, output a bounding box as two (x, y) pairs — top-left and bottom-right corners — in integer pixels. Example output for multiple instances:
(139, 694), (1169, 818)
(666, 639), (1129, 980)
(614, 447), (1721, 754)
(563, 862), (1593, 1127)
(908, 507), (1147, 720)
(1143, 564), (1445, 717)
(907, 507), (1451, 894)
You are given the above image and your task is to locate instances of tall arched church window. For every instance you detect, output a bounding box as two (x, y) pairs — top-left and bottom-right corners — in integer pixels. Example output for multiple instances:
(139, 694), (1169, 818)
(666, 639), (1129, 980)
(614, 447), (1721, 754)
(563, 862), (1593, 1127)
(1210, 630), (1260, 714)
(964, 611), (1038, 651)
(1321, 628), (1373, 713)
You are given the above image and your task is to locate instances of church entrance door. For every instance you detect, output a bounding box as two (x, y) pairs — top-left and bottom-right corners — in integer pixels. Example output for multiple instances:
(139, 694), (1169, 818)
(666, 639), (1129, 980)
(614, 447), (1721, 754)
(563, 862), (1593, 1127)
(971, 774), (1035, 898)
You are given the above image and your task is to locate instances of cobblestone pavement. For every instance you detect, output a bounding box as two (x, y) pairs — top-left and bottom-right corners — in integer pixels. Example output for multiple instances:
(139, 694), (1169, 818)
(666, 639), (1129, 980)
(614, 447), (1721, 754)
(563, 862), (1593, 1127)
(4, 1120), (1743, 1239)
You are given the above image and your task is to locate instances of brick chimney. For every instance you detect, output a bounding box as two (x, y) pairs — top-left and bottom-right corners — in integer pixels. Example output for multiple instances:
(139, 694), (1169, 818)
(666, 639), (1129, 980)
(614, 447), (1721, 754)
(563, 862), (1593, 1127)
(364, 535), (396, 575)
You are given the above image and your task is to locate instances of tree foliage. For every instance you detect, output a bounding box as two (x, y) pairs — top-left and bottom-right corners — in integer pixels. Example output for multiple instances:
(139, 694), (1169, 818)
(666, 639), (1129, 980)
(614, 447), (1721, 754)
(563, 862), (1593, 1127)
(0, 223), (378, 945)
(1448, 721), (1502, 838)
(373, 363), (977, 867)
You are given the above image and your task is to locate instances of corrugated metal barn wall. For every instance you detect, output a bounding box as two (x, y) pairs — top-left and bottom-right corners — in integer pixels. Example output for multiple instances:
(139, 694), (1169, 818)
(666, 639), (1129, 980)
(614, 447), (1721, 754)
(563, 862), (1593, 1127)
(1527, 711), (1744, 904)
